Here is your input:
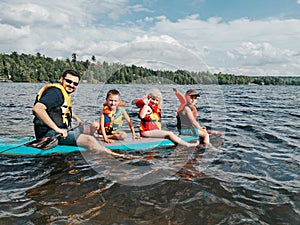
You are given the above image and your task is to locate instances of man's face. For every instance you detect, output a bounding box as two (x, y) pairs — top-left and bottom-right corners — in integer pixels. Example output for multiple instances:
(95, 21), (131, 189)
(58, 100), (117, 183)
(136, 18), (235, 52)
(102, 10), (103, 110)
(60, 74), (79, 94)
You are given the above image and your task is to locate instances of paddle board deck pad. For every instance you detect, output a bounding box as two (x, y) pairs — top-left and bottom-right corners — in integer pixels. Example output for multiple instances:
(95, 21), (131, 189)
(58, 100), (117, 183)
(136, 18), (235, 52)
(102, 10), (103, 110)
(0, 136), (199, 156)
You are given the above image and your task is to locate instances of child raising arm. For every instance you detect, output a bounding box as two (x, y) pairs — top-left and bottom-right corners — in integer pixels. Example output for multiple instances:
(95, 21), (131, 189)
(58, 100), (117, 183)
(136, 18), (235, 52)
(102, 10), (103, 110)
(135, 89), (198, 147)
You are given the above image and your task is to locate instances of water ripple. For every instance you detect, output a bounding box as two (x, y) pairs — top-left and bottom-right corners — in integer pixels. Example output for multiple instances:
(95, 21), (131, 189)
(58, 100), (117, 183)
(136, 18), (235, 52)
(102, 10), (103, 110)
(0, 84), (299, 224)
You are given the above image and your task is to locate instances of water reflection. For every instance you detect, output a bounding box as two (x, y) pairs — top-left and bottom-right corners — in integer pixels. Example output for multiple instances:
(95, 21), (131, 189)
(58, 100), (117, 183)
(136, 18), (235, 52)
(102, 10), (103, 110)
(0, 83), (299, 224)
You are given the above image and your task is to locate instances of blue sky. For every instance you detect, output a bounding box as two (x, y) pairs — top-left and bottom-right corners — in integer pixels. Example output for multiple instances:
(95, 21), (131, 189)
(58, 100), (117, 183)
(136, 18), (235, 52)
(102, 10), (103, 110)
(1, 0), (300, 76)
(127, 0), (300, 22)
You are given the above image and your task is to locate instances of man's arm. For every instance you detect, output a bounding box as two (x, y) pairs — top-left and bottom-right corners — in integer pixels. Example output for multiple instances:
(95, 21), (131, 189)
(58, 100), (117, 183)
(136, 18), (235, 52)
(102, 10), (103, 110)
(32, 102), (68, 138)
(72, 112), (84, 125)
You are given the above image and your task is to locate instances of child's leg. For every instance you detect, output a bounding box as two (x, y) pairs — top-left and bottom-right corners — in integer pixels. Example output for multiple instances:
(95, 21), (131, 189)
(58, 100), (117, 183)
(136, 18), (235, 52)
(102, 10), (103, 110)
(198, 129), (210, 146)
(167, 131), (198, 147)
(141, 130), (167, 138)
(109, 131), (127, 140)
(90, 121), (100, 136)
(143, 130), (198, 147)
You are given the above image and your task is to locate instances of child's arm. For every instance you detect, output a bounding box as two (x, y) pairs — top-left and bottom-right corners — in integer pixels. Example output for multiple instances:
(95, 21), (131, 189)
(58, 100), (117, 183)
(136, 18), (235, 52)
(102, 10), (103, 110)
(173, 88), (186, 113)
(173, 88), (186, 104)
(184, 106), (206, 131)
(138, 97), (151, 119)
(99, 109), (110, 143)
(139, 104), (150, 119)
(184, 106), (224, 136)
(122, 109), (139, 139)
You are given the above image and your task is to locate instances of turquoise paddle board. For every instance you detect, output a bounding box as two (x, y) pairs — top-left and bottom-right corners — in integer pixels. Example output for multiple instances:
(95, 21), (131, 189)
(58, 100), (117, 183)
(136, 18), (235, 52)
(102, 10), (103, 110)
(0, 136), (199, 156)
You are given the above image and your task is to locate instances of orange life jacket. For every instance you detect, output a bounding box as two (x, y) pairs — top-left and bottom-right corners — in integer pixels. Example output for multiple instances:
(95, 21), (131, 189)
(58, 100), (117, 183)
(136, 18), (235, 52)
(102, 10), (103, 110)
(134, 98), (162, 131)
(101, 102), (125, 134)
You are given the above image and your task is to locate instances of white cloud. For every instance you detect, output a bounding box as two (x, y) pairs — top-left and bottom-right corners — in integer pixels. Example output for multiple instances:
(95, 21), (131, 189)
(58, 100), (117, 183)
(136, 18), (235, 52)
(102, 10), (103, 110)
(144, 17), (154, 22)
(225, 42), (299, 75)
(0, 24), (30, 40)
(0, 1), (300, 75)
(0, 1), (86, 28)
(227, 42), (295, 65)
(129, 4), (152, 13)
(99, 35), (209, 72)
(150, 15), (300, 75)
(134, 34), (180, 46)
(1, 3), (49, 25)
(85, 0), (151, 21)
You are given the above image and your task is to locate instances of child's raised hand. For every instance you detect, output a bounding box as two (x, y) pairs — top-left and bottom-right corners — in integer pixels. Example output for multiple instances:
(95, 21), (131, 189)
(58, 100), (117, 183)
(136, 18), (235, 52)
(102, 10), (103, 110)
(142, 96), (150, 105)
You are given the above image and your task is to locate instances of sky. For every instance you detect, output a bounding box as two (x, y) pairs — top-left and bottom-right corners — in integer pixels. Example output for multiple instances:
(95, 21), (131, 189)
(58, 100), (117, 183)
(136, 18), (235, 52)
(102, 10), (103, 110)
(1, 0), (300, 76)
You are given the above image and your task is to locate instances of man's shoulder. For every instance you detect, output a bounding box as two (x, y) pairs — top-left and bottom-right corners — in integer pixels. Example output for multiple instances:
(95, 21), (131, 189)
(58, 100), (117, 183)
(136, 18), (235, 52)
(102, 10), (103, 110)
(39, 86), (64, 105)
(44, 86), (63, 96)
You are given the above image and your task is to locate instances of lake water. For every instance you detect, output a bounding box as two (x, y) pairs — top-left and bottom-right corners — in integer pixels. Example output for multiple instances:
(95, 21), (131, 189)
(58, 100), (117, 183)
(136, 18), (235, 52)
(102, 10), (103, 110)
(0, 83), (299, 224)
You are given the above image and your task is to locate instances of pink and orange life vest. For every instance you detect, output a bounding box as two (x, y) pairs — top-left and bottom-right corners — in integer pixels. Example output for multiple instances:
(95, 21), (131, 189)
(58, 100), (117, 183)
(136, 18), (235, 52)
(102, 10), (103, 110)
(174, 90), (197, 130)
(175, 90), (197, 119)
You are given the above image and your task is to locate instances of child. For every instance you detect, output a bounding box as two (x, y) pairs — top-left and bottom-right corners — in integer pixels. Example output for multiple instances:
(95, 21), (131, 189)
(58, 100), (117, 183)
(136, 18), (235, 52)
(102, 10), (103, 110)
(174, 88), (210, 146)
(92, 89), (139, 143)
(134, 89), (198, 147)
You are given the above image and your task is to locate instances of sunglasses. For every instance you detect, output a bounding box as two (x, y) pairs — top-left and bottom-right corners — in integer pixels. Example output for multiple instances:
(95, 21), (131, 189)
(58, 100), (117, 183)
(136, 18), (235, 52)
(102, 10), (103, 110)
(64, 78), (79, 86)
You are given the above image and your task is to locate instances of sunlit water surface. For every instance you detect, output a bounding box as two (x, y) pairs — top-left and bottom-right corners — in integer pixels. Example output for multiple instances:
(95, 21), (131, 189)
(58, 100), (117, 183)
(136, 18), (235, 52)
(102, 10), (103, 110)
(0, 83), (299, 224)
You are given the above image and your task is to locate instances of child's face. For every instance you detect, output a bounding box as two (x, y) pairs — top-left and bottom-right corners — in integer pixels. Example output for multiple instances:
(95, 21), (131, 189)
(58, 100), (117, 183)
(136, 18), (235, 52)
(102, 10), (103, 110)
(106, 94), (120, 108)
(149, 96), (160, 106)
(186, 95), (198, 105)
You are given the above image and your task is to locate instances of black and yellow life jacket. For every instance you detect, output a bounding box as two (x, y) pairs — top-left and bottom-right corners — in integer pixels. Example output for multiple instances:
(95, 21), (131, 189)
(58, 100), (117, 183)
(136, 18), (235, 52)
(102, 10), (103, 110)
(33, 84), (72, 128)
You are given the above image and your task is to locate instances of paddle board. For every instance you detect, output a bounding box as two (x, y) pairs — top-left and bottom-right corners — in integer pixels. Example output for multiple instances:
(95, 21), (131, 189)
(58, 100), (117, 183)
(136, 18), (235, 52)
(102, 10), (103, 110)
(0, 135), (199, 156)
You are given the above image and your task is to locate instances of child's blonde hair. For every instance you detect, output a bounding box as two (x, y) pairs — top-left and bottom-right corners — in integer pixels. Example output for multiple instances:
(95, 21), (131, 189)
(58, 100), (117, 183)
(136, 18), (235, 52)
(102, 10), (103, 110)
(147, 88), (163, 105)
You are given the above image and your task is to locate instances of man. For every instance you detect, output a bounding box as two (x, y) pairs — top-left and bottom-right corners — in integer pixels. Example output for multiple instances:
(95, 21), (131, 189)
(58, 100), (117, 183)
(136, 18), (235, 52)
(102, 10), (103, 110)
(32, 69), (120, 156)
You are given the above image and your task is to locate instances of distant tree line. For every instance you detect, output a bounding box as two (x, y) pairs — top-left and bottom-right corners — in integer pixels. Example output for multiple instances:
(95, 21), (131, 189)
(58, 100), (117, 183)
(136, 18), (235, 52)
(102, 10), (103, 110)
(0, 52), (89, 82)
(0, 52), (299, 85)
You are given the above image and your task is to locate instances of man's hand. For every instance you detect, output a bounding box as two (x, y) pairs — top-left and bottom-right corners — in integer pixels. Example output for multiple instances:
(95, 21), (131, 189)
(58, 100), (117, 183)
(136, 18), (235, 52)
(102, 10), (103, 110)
(77, 119), (85, 126)
(55, 128), (68, 138)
